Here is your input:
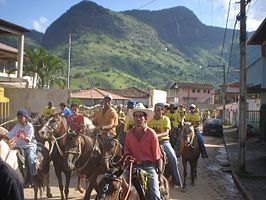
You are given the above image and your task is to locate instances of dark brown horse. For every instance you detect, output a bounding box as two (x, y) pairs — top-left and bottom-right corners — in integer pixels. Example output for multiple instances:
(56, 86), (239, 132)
(180, 122), (200, 188)
(38, 115), (74, 200)
(98, 138), (170, 200)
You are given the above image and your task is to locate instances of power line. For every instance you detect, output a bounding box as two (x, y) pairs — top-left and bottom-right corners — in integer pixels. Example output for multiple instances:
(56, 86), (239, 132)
(219, 0), (232, 62)
(227, 18), (238, 74)
(137, 0), (158, 10)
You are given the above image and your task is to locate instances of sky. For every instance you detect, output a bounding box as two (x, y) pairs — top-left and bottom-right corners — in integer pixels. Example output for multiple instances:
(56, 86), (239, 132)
(0, 0), (265, 33)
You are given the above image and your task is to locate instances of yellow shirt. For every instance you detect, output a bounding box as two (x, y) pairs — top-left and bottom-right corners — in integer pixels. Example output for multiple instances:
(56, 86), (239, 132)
(94, 107), (118, 135)
(148, 116), (171, 141)
(42, 106), (56, 119)
(124, 114), (134, 132)
(117, 110), (126, 122)
(177, 108), (186, 117)
(165, 112), (181, 128)
(185, 112), (201, 126)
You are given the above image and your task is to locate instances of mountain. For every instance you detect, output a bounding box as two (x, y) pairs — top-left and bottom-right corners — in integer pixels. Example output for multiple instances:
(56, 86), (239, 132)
(3, 1), (259, 89)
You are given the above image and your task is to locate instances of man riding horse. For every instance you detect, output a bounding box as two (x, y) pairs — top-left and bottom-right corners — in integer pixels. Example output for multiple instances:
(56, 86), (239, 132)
(93, 94), (118, 137)
(124, 103), (163, 199)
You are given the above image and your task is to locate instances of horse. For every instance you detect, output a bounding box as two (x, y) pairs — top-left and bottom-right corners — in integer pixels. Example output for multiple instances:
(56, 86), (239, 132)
(30, 112), (47, 144)
(180, 122), (200, 188)
(38, 115), (87, 199)
(0, 127), (52, 199)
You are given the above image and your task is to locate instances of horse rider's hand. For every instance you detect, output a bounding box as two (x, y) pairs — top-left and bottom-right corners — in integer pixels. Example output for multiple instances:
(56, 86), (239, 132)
(158, 173), (164, 186)
(17, 131), (26, 140)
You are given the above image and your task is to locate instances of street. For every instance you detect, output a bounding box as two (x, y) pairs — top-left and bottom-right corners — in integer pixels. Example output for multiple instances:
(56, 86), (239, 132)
(24, 134), (244, 200)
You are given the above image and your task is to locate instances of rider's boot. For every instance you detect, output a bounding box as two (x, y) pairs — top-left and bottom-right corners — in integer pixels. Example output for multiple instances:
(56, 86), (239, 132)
(198, 139), (208, 159)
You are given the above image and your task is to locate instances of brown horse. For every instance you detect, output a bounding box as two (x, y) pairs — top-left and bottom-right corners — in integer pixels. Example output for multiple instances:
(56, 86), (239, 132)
(38, 115), (75, 200)
(180, 122), (200, 188)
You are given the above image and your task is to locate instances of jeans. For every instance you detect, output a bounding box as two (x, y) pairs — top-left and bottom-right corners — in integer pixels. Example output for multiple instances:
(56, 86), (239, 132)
(194, 128), (208, 157)
(160, 140), (182, 187)
(24, 145), (37, 176)
(129, 164), (161, 200)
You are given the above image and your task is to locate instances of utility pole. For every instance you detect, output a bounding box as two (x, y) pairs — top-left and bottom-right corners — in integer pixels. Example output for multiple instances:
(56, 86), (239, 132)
(67, 34), (72, 90)
(238, 0), (247, 174)
(208, 64), (226, 122)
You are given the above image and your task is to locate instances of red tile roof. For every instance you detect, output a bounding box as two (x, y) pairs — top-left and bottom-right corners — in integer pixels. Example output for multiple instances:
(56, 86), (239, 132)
(71, 88), (128, 100)
(104, 87), (150, 98)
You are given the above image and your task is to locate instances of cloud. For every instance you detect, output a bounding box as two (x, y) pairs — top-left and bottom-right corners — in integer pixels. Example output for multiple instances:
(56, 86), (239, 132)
(32, 17), (48, 32)
(207, 0), (265, 31)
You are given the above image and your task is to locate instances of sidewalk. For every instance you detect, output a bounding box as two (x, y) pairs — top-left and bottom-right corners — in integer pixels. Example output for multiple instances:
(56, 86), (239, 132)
(223, 128), (266, 200)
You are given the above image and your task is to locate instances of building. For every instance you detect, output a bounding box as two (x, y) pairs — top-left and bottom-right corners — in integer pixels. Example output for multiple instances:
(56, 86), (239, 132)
(247, 17), (266, 108)
(215, 81), (240, 104)
(71, 88), (129, 106)
(168, 82), (214, 106)
(0, 18), (33, 88)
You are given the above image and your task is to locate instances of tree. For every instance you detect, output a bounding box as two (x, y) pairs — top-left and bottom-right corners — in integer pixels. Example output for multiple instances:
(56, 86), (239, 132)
(24, 48), (66, 89)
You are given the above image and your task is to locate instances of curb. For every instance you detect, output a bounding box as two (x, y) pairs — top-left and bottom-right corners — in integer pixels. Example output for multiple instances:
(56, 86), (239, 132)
(222, 130), (254, 200)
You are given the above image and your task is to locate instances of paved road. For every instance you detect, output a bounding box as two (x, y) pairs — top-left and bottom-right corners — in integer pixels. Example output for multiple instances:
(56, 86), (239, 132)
(24, 135), (244, 199)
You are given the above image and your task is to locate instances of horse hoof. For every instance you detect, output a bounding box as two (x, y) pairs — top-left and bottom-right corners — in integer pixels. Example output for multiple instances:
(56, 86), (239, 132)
(47, 193), (53, 198)
(78, 188), (85, 193)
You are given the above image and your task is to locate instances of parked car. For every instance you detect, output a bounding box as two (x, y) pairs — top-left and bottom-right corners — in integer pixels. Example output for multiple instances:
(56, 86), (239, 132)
(203, 118), (223, 137)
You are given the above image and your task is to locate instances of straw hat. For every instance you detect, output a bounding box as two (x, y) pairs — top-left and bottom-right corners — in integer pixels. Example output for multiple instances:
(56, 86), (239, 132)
(129, 103), (153, 121)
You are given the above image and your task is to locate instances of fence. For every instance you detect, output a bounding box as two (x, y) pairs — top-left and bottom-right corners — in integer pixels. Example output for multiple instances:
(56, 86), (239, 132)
(247, 110), (260, 132)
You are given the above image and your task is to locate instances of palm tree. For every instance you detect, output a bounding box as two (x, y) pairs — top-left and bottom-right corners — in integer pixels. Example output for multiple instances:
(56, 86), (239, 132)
(24, 48), (66, 89)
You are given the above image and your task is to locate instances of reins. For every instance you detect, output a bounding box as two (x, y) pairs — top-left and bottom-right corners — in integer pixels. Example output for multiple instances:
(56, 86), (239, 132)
(124, 160), (133, 200)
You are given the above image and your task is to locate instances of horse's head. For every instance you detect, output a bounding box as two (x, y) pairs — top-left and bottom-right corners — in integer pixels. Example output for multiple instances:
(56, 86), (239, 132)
(181, 122), (195, 146)
(64, 132), (82, 170)
(100, 137), (122, 171)
(38, 115), (67, 140)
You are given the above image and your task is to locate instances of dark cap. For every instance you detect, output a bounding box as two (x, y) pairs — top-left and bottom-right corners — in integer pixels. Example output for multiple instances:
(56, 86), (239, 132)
(155, 103), (165, 109)
(59, 102), (66, 107)
(17, 109), (31, 120)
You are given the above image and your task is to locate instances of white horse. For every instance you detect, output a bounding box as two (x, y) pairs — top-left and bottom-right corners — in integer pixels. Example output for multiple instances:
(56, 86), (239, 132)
(0, 127), (24, 183)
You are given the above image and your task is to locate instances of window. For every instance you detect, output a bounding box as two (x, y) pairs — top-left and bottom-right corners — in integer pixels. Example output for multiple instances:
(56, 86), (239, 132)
(208, 90), (210, 94)
(197, 89), (200, 93)
(204, 90), (206, 93)
(192, 89), (195, 93)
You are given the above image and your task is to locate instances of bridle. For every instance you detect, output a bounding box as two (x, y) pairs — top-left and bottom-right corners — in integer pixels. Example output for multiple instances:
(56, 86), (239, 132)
(101, 138), (119, 168)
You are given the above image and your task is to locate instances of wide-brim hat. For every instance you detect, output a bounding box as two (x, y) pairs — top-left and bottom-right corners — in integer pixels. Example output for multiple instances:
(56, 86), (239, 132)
(129, 103), (153, 121)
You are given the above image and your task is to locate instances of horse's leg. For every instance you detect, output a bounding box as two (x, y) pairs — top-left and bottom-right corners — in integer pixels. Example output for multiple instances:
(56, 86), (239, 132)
(190, 161), (195, 186)
(44, 172), (53, 198)
(182, 158), (187, 188)
(77, 175), (84, 193)
(34, 185), (38, 200)
(84, 181), (94, 200)
(64, 170), (71, 199)
(55, 167), (65, 200)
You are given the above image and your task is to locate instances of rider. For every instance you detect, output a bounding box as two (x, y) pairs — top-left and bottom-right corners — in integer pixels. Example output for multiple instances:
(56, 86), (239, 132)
(211, 109), (217, 118)
(59, 102), (72, 118)
(165, 103), (182, 156)
(93, 94), (118, 137)
(124, 103), (163, 199)
(67, 103), (84, 134)
(42, 101), (56, 120)
(185, 104), (208, 158)
(0, 109), (37, 186)
(116, 104), (126, 123)
(148, 103), (182, 189)
(177, 104), (186, 126)
(203, 109), (211, 123)
(124, 99), (136, 133)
